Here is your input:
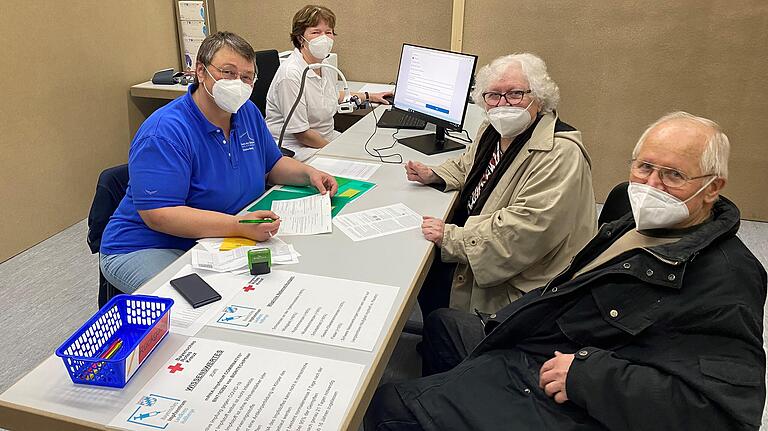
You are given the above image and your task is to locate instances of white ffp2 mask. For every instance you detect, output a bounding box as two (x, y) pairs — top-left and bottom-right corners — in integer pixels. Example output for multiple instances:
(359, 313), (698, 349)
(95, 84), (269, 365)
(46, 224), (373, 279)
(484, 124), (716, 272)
(304, 35), (334, 60)
(627, 179), (715, 230)
(485, 101), (534, 138)
(203, 66), (252, 114)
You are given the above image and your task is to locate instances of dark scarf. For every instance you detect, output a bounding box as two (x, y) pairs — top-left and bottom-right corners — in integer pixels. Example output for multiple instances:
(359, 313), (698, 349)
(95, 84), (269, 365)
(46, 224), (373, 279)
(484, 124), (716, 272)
(453, 115), (577, 227)
(453, 116), (542, 227)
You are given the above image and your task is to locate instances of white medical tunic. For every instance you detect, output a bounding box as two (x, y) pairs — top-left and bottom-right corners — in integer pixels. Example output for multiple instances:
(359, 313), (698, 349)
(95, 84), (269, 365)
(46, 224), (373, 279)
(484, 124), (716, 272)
(265, 48), (341, 161)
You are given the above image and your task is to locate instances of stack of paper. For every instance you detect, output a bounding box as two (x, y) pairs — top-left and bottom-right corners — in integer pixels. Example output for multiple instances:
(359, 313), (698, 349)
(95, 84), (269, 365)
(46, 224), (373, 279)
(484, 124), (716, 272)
(194, 236), (301, 272)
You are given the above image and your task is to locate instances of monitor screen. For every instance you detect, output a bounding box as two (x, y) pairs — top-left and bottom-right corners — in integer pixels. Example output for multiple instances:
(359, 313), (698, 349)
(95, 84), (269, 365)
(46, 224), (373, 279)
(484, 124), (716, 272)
(392, 44), (477, 130)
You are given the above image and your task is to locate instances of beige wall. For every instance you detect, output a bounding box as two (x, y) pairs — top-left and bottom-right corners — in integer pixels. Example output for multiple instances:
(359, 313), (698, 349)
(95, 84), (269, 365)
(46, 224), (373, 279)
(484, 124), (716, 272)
(3, 1), (767, 262)
(462, 0), (768, 220)
(0, 2), (178, 262)
(216, 0), (453, 83)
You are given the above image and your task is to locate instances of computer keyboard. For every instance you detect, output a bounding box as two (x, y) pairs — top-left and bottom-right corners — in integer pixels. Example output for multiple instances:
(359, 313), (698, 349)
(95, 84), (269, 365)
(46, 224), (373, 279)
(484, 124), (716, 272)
(376, 109), (427, 130)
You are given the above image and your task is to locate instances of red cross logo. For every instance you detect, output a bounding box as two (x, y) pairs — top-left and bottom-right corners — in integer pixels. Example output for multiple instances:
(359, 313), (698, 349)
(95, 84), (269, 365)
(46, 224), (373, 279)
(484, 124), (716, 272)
(243, 285), (255, 292)
(168, 363), (184, 373)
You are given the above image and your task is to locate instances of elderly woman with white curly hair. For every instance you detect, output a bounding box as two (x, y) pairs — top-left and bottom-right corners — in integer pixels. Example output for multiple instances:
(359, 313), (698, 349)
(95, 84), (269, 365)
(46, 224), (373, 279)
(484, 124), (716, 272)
(405, 53), (597, 317)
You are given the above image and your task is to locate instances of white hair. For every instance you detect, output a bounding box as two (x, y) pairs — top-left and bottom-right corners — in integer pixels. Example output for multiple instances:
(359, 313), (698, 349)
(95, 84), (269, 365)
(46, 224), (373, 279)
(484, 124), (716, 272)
(471, 53), (560, 114)
(632, 111), (730, 179)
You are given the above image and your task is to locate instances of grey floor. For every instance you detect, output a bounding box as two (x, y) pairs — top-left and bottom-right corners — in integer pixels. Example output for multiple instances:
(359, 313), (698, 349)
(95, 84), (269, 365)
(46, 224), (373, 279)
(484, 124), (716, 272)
(0, 215), (767, 430)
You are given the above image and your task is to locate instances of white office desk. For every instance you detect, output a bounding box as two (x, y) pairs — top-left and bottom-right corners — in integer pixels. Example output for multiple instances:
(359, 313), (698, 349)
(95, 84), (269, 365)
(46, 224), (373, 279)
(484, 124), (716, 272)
(317, 104), (485, 166)
(0, 162), (458, 431)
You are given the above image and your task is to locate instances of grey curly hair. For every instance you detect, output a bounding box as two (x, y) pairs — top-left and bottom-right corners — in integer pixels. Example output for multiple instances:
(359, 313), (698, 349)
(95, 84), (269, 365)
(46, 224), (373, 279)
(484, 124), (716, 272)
(471, 53), (560, 114)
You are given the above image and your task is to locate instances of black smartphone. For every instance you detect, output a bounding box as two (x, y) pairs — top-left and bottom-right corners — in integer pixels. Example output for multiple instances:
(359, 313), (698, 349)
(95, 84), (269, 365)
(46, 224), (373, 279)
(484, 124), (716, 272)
(170, 273), (222, 308)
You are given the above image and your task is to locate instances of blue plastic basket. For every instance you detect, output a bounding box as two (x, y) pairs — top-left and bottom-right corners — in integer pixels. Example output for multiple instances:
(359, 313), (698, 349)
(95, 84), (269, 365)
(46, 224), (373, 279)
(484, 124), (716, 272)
(55, 294), (173, 388)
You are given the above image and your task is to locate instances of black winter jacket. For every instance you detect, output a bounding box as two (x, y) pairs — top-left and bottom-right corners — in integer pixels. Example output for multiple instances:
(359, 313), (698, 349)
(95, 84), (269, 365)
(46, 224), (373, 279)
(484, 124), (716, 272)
(397, 197), (766, 430)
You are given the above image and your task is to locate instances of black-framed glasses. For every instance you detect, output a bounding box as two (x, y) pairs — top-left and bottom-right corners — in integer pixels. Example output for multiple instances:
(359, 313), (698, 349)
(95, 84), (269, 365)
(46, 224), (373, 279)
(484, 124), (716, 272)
(630, 159), (715, 189)
(208, 63), (256, 85)
(482, 89), (532, 106)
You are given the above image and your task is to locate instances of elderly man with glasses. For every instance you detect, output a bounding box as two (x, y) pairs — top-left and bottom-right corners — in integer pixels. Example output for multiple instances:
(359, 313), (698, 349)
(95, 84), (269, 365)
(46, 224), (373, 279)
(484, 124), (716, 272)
(366, 111), (766, 431)
(405, 53), (597, 323)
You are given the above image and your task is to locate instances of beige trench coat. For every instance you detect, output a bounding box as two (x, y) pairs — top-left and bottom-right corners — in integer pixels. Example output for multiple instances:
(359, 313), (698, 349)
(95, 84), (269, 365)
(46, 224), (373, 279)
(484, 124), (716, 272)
(432, 112), (597, 313)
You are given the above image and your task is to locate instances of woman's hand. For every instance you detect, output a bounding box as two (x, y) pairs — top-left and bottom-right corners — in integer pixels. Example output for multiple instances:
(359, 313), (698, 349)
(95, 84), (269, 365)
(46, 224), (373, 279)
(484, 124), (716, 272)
(368, 91), (394, 104)
(236, 210), (281, 242)
(405, 161), (438, 185)
(421, 216), (445, 247)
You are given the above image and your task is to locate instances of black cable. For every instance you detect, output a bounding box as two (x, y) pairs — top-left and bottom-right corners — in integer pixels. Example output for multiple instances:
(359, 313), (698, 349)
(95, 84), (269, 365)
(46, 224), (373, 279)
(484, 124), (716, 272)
(363, 107), (403, 164)
(446, 128), (473, 143)
(276, 67), (313, 158)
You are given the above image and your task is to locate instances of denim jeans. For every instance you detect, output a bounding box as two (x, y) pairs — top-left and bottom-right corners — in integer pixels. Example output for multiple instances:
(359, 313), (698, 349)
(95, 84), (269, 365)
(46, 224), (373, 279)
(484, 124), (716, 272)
(100, 248), (185, 294)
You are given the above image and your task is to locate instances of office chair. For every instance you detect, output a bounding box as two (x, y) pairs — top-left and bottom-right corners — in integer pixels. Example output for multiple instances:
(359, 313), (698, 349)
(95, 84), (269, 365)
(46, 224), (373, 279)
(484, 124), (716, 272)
(598, 181), (631, 226)
(250, 49), (281, 117)
(87, 164), (129, 308)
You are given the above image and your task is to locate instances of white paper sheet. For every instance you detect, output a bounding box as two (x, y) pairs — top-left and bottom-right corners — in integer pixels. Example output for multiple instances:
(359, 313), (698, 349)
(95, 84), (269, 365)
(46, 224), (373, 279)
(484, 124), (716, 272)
(333, 203), (422, 241)
(152, 265), (254, 336)
(208, 270), (398, 351)
(358, 83), (395, 94)
(271, 193), (332, 235)
(177, 1), (204, 21)
(309, 157), (380, 181)
(180, 20), (207, 38)
(195, 237), (300, 266)
(191, 247), (249, 272)
(108, 338), (363, 431)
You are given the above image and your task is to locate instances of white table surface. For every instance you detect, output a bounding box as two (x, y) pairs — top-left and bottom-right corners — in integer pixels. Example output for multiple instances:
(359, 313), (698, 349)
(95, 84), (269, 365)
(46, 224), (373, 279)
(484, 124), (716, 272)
(317, 104), (485, 166)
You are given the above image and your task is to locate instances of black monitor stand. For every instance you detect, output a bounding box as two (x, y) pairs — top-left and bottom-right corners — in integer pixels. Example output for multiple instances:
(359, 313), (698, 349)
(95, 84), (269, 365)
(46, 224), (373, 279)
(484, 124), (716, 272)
(398, 125), (465, 155)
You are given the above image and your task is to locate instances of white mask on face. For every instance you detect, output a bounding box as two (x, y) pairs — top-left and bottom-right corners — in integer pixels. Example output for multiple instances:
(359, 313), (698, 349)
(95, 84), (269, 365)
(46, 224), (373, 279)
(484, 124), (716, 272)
(485, 100), (534, 138)
(304, 35), (334, 60)
(202, 66), (252, 114)
(627, 178), (715, 230)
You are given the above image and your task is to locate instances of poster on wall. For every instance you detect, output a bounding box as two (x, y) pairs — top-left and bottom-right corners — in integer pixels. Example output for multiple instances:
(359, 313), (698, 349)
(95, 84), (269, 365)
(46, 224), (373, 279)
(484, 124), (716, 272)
(175, 1), (216, 72)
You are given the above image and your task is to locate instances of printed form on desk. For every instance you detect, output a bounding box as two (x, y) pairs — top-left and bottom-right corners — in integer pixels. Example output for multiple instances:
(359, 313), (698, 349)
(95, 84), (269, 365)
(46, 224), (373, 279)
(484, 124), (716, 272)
(308, 157), (380, 181)
(108, 337), (363, 431)
(208, 270), (398, 351)
(271, 193), (332, 235)
(333, 203), (422, 241)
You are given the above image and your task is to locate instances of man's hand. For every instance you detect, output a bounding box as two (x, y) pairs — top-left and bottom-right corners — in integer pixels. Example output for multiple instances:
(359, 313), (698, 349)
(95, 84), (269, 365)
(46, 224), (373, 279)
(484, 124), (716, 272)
(539, 351), (575, 404)
(307, 168), (338, 196)
(405, 161), (438, 185)
(421, 216), (445, 247)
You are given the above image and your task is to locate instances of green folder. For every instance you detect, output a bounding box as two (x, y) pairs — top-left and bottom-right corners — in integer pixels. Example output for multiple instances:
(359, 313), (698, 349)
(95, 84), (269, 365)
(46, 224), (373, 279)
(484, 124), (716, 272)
(247, 176), (375, 217)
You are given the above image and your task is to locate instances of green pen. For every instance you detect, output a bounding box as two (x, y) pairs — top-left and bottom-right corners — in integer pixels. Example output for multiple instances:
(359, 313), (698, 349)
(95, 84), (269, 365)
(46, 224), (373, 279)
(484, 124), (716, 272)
(238, 218), (275, 224)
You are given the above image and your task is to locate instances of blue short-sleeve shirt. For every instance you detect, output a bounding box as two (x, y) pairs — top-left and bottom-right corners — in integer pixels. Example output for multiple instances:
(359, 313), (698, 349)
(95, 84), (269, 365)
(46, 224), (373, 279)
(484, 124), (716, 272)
(100, 85), (283, 255)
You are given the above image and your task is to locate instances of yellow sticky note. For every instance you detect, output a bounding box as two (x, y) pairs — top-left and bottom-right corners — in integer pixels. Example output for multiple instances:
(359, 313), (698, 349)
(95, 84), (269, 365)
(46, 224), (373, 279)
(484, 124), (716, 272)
(338, 188), (360, 198)
(220, 237), (256, 251)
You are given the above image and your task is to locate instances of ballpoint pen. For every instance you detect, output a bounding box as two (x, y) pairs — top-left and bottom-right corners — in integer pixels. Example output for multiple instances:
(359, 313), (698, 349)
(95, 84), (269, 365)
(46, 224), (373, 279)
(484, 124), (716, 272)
(238, 218), (275, 224)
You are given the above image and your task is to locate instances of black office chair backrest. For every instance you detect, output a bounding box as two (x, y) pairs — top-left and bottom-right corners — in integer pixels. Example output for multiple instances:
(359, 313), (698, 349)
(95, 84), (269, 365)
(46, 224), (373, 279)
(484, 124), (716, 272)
(598, 181), (632, 226)
(250, 49), (281, 117)
(87, 164), (129, 308)
(87, 164), (130, 254)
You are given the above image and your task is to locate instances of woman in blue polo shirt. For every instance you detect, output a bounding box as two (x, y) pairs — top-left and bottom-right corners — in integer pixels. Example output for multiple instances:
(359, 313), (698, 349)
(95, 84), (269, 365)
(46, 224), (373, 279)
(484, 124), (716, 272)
(100, 31), (337, 294)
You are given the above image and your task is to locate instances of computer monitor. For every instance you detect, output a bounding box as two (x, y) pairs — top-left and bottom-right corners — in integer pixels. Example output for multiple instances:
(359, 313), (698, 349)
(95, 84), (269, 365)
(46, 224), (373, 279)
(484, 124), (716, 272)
(391, 44), (478, 155)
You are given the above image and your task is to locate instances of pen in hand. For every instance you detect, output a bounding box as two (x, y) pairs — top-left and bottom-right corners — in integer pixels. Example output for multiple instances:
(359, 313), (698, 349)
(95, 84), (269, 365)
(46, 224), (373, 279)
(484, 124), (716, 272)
(239, 218), (276, 224)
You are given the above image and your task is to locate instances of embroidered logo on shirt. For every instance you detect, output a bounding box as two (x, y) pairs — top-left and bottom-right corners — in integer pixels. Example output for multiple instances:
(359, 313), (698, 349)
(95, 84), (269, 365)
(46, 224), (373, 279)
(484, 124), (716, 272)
(144, 189), (158, 196)
(240, 131), (255, 152)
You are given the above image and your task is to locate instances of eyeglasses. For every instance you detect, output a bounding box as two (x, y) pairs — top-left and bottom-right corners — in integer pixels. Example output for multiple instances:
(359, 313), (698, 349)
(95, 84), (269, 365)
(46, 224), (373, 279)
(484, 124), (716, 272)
(208, 63), (256, 85)
(481, 90), (532, 107)
(630, 159), (715, 189)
